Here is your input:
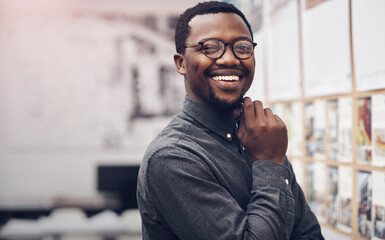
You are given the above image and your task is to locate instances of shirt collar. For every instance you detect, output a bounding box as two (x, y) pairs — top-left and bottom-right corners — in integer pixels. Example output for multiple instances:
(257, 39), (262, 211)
(182, 96), (237, 141)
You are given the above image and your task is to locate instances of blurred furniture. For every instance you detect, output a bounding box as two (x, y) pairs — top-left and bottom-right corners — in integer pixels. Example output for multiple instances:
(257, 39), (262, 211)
(0, 165), (141, 240)
(0, 208), (141, 240)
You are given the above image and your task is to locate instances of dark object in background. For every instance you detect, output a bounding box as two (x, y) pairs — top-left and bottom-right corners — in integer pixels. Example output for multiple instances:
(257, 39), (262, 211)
(97, 165), (140, 212)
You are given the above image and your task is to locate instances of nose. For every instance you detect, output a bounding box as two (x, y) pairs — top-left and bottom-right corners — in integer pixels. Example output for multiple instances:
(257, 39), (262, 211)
(215, 44), (240, 66)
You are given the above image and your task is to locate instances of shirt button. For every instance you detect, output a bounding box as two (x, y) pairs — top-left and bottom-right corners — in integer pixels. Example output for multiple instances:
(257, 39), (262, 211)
(242, 146), (245, 150)
(285, 179), (289, 185)
(226, 133), (232, 139)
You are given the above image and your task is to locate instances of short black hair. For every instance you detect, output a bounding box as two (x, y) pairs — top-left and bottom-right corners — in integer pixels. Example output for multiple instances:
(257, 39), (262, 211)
(174, 1), (253, 54)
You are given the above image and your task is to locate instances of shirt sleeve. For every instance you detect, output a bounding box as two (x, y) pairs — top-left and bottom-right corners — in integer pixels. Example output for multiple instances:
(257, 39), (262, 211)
(144, 147), (323, 240)
(249, 160), (295, 239)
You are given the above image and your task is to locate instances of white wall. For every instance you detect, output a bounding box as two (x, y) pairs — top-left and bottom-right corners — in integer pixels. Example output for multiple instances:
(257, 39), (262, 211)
(0, 0), (201, 205)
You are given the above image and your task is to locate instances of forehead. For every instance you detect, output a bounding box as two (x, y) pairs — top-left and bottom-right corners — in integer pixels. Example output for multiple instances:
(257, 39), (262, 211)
(187, 13), (251, 43)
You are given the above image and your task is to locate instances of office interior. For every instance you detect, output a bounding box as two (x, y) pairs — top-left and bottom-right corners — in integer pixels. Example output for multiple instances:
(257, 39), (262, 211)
(0, 0), (384, 239)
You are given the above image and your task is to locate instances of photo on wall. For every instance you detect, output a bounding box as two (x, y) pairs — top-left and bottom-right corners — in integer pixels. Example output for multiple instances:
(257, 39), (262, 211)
(272, 102), (304, 158)
(372, 94), (385, 167)
(357, 171), (372, 239)
(305, 100), (326, 159)
(327, 99), (338, 161)
(306, 162), (326, 223)
(373, 171), (385, 239)
(373, 205), (385, 239)
(357, 97), (372, 164)
(336, 166), (353, 233)
(352, 0), (385, 92)
(266, 0), (302, 101)
(302, 0), (352, 97)
(337, 97), (353, 163)
(327, 166), (338, 227)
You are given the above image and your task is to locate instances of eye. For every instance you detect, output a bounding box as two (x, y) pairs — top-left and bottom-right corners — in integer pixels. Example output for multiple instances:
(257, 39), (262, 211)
(203, 44), (219, 50)
(202, 40), (222, 54)
(234, 43), (253, 54)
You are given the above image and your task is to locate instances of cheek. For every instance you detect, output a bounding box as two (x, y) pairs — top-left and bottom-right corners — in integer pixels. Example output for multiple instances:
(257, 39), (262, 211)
(248, 58), (256, 74)
(187, 54), (212, 72)
(243, 60), (255, 90)
(243, 59), (255, 79)
(191, 62), (200, 74)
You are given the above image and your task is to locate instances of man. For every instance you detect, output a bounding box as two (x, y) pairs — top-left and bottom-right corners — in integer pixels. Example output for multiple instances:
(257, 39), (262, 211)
(137, 1), (324, 239)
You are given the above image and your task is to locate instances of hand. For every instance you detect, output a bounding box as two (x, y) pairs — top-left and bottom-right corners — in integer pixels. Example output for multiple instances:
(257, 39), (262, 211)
(238, 97), (288, 164)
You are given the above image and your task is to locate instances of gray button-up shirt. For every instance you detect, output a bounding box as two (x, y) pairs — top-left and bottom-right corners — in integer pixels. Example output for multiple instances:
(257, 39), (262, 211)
(137, 96), (324, 240)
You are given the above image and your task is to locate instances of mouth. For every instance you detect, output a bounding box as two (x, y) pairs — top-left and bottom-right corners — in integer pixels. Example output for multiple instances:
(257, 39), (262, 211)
(209, 73), (243, 90)
(211, 75), (240, 81)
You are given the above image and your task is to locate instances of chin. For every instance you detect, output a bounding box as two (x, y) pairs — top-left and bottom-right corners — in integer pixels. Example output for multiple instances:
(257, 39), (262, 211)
(209, 93), (243, 113)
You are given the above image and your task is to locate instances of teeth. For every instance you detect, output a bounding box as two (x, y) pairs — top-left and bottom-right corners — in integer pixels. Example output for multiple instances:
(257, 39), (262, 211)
(212, 75), (240, 81)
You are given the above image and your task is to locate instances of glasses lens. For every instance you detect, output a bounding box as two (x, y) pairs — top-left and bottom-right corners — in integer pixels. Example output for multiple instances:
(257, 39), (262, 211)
(233, 40), (254, 59)
(202, 40), (224, 58)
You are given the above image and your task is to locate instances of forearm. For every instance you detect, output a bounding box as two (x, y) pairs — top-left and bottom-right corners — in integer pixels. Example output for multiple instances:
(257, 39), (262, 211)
(247, 159), (324, 240)
(245, 160), (295, 240)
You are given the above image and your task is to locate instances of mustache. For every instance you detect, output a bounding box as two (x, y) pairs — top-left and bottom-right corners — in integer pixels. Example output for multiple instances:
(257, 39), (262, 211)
(206, 66), (249, 76)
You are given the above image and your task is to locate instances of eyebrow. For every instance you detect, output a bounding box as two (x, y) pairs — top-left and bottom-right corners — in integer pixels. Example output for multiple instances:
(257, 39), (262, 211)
(199, 36), (252, 43)
(186, 36), (253, 46)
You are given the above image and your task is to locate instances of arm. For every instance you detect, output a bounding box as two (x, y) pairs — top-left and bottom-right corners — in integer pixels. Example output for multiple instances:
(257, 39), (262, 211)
(146, 147), (295, 240)
(238, 97), (324, 239)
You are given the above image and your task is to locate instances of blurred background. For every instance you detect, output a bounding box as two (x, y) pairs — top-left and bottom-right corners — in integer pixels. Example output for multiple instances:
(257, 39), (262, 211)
(0, 0), (191, 203)
(1, 0), (385, 239)
(0, 0), (201, 239)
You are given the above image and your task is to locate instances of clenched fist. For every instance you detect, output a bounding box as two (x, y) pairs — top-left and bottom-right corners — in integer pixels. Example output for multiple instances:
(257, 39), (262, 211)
(237, 97), (288, 164)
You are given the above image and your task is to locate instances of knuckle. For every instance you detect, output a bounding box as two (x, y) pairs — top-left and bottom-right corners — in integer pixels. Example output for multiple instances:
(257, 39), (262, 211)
(254, 100), (263, 108)
(276, 123), (286, 131)
(264, 107), (272, 113)
(248, 124), (260, 134)
(244, 101), (254, 109)
(248, 125), (257, 133)
(258, 121), (268, 131)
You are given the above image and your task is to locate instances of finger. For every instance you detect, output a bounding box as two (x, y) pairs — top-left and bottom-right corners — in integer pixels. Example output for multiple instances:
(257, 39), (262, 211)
(273, 114), (286, 126)
(263, 108), (275, 121)
(253, 100), (265, 121)
(243, 97), (256, 127)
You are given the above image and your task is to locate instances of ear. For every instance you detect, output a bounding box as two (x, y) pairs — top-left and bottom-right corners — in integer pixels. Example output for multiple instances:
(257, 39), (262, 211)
(174, 53), (186, 75)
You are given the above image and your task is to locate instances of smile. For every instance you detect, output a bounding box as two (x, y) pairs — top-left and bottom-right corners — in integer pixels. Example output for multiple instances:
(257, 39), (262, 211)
(210, 75), (242, 90)
(211, 75), (240, 81)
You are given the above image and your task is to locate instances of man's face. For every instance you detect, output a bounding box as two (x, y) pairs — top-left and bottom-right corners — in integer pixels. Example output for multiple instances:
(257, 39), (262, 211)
(174, 13), (255, 113)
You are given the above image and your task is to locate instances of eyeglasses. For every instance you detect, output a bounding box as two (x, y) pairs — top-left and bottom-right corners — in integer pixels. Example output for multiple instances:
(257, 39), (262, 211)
(185, 38), (257, 60)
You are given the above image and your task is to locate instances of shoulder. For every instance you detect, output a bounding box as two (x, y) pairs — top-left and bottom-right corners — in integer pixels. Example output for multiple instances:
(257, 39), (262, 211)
(143, 115), (195, 161)
(137, 130), (214, 209)
(138, 114), (210, 186)
(142, 140), (211, 183)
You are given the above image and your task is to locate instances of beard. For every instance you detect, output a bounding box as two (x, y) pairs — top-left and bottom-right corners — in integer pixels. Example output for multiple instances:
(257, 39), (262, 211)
(208, 86), (244, 113)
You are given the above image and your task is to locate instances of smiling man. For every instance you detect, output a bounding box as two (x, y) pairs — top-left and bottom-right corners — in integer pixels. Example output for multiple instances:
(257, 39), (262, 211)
(136, 1), (324, 239)
(176, 12), (255, 115)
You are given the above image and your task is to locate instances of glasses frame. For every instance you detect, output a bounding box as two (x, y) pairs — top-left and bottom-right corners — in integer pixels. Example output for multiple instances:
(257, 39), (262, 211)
(185, 38), (257, 60)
